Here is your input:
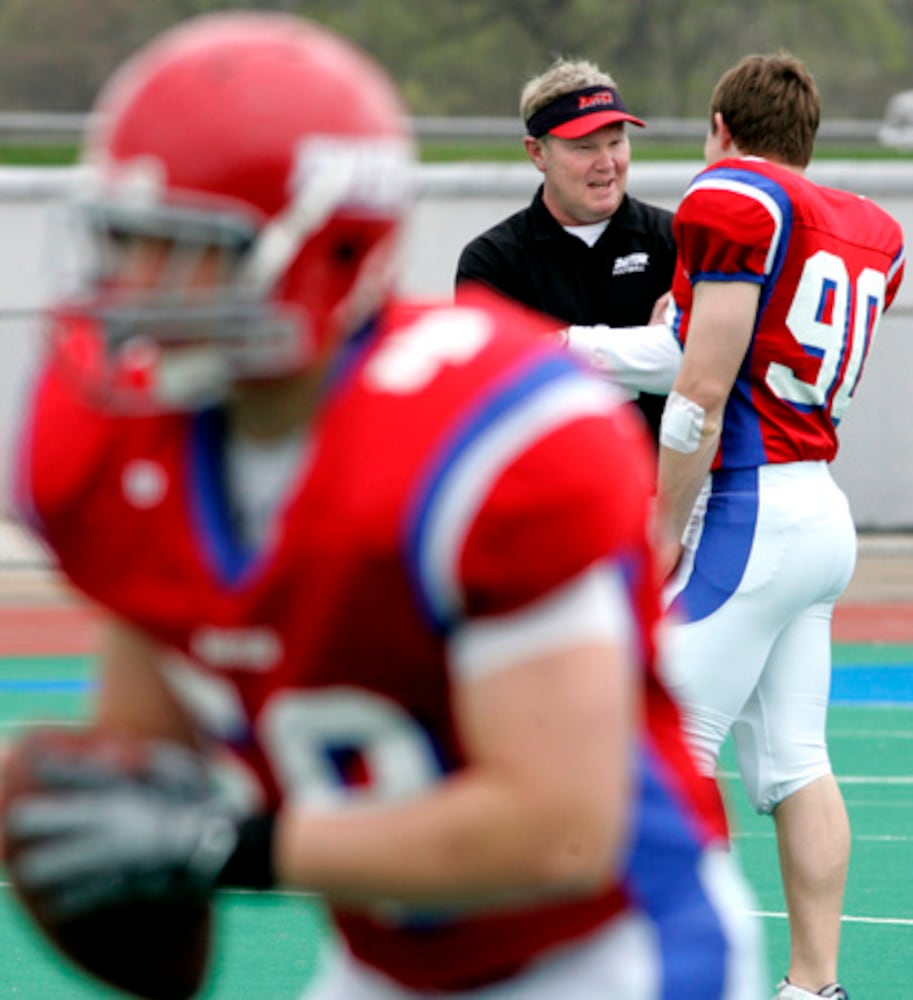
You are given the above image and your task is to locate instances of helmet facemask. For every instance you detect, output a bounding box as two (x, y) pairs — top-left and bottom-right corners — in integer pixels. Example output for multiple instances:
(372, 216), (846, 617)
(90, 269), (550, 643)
(46, 13), (416, 414)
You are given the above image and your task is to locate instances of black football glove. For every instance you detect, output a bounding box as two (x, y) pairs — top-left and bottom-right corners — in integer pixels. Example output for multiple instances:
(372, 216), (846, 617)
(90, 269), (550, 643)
(3, 740), (274, 924)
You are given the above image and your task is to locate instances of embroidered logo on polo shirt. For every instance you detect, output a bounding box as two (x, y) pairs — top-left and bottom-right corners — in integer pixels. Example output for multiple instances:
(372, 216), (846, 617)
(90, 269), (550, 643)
(613, 252), (650, 276)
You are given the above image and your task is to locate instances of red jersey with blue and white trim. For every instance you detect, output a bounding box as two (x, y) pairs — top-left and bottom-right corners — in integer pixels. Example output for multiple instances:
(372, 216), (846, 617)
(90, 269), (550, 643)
(669, 156), (905, 470)
(16, 289), (731, 993)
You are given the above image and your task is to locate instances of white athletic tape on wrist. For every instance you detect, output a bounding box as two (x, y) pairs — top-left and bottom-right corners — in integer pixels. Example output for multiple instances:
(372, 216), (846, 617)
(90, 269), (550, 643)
(660, 390), (706, 454)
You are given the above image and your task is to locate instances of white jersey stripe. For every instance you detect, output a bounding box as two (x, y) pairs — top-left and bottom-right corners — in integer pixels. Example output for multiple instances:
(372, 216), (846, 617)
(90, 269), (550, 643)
(449, 561), (635, 682)
(414, 373), (619, 629)
(685, 176), (785, 275)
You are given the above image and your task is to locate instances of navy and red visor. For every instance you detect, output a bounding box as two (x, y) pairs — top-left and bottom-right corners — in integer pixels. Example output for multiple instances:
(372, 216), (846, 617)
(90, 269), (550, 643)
(526, 85), (646, 139)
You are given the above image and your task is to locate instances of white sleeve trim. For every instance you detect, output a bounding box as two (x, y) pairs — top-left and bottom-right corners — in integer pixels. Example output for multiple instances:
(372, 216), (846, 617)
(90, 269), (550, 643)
(414, 373), (620, 629)
(448, 562), (635, 682)
(566, 323), (682, 395)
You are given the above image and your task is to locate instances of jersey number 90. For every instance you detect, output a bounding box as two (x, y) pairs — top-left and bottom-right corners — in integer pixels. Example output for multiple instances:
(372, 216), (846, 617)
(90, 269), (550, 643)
(766, 250), (886, 422)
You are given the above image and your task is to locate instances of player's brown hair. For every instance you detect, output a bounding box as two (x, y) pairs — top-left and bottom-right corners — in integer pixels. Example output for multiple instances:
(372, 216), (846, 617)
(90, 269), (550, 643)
(709, 52), (820, 167)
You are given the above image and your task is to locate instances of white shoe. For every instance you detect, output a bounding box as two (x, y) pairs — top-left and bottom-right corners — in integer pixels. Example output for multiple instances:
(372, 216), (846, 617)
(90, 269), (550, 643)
(774, 979), (849, 999)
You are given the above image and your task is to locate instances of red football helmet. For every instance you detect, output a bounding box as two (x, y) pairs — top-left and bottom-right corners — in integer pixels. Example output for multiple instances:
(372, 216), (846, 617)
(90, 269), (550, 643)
(51, 12), (415, 410)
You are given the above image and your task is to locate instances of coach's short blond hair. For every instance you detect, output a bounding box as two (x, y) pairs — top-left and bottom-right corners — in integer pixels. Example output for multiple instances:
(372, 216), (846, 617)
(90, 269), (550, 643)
(520, 58), (617, 125)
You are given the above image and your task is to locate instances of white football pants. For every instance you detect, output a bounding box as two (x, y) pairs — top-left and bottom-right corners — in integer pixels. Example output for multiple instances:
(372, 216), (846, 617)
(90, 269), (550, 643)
(662, 461), (857, 813)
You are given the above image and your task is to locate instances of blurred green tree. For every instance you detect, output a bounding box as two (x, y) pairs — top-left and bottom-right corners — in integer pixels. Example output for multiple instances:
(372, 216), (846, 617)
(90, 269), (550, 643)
(0, 0), (906, 119)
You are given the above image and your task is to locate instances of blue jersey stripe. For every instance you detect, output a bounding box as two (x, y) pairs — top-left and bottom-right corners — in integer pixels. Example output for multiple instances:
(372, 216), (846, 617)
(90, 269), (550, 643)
(189, 407), (254, 585)
(186, 318), (384, 588)
(624, 742), (729, 998)
(404, 353), (607, 632)
(684, 166), (796, 468)
(691, 165), (795, 306)
(671, 468), (760, 623)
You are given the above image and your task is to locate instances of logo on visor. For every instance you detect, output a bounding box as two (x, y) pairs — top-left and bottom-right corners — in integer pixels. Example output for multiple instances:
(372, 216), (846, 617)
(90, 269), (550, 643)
(578, 91), (616, 110)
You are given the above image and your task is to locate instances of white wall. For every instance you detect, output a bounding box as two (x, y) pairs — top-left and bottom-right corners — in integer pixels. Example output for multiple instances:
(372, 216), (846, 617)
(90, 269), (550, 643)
(2, 162), (912, 533)
(404, 161), (913, 531)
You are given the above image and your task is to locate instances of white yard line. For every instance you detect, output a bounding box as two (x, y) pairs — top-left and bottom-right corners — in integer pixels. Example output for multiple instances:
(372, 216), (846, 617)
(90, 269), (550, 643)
(720, 770), (913, 786)
(753, 910), (913, 927)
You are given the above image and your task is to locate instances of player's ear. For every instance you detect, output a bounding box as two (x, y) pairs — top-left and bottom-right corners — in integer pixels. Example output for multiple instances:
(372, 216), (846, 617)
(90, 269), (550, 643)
(713, 112), (735, 151)
(524, 135), (548, 172)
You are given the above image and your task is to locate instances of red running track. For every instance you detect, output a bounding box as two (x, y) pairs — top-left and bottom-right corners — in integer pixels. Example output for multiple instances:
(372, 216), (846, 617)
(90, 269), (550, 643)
(0, 601), (911, 657)
(0, 605), (101, 656)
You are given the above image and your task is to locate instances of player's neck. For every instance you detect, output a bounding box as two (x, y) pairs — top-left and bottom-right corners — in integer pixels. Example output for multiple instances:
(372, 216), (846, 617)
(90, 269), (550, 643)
(725, 143), (807, 177)
(226, 368), (324, 441)
(767, 156), (806, 176)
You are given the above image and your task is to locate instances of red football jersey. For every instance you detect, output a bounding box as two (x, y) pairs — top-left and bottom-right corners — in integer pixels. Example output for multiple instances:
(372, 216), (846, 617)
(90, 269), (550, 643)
(16, 290), (730, 992)
(669, 156), (905, 469)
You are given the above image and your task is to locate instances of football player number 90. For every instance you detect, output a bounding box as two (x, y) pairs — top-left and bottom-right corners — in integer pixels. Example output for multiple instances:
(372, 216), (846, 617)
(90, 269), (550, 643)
(765, 249), (887, 421)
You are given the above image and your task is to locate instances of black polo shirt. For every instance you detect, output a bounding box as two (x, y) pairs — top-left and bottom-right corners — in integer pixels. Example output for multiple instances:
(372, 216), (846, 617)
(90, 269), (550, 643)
(455, 185), (676, 438)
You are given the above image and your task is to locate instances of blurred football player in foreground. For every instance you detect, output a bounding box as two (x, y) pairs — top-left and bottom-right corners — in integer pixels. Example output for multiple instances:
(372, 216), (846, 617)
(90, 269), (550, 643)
(4, 12), (763, 999)
(455, 56), (679, 442)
